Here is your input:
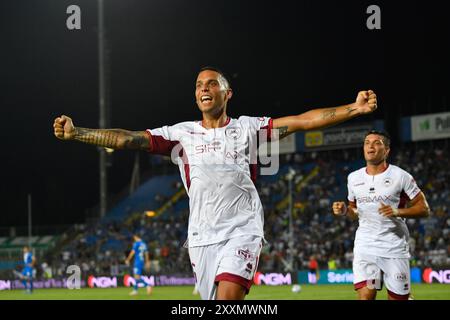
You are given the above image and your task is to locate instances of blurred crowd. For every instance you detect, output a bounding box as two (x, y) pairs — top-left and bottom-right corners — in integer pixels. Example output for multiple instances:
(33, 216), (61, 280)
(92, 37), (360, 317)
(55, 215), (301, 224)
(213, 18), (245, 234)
(259, 141), (449, 272)
(41, 141), (449, 277)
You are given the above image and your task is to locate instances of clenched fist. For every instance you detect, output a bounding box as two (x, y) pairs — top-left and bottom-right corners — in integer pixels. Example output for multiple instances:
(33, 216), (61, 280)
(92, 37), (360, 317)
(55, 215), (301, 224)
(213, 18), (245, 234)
(332, 201), (347, 216)
(354, 90), (377, 115)
(53, 115), (76, 140)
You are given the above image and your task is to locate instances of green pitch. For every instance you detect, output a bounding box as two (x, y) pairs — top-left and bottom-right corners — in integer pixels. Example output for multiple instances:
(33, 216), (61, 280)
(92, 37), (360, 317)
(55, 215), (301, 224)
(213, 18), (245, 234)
(0, 284), (449, 300)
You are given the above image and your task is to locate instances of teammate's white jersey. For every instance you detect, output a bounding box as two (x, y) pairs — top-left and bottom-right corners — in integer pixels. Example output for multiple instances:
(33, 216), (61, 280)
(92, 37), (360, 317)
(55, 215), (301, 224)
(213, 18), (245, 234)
(347, 164), (421, 258)
(146, 116), (272, 247)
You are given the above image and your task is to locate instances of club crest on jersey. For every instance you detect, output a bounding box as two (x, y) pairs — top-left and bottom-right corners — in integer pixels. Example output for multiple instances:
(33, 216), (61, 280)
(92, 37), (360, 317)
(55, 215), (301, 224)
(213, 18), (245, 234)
(225, 127), (242, 140)
(383, 178), (392, 187)
(226, 151), (239, 160)
(236, 248), (254, 261)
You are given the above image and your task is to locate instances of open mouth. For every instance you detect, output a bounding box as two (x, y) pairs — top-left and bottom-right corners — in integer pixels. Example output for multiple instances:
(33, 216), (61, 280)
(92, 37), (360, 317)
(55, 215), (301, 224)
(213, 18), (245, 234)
(200, 95), (212, 103)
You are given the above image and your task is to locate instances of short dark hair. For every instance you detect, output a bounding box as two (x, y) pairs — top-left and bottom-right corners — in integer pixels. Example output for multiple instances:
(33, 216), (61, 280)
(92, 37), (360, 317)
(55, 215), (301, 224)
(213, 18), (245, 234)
(198, 66), (231, 89)
(365, 130), (391, 147)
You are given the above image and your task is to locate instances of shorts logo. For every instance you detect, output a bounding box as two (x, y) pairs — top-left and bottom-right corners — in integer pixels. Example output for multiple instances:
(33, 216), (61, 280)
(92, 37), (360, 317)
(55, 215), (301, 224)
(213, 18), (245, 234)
(395, 273), (407, 281)
(236, 248), (254, 261)
(384, 178), (392, 187)
(225, 127), (242, 140)
(245, 263), (253, 273)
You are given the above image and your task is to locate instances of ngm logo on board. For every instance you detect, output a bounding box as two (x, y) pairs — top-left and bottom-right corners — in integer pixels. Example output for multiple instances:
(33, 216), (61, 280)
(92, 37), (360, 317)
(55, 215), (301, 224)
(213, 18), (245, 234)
(123, 274), (155, 287)
(423, 268), (450, 284)
(87, 276), (117, 288)
(253, 272), (292, 285)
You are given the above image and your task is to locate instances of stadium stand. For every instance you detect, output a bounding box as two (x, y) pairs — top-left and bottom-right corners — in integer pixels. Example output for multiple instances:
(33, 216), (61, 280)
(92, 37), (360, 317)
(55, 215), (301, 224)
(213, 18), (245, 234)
(17, 140), (449, 279)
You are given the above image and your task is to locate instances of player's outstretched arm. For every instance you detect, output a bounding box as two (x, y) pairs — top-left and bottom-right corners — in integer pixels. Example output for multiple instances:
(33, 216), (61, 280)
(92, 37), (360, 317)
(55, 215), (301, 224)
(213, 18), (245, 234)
(125, 250), (135, 265)
(332, 201), (359, 220)
(53, 115), (151, 151)
(272, 90), (377, 139)
(379, 192), (430, 219)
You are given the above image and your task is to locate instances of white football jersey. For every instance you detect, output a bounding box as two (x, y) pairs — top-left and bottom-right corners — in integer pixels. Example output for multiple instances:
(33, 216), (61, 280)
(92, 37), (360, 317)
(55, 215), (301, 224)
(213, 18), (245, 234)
(146, 116), (272, 247)
(347, 164), (421, 258)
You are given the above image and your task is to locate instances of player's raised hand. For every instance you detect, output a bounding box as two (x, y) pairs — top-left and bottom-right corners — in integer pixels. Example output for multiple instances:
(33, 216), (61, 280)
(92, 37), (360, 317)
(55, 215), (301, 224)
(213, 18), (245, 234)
(354, 90), (377, 115)
(53, 115), (76, 140)
(332, 201), (347, 216)
(378, 203), (398, 217)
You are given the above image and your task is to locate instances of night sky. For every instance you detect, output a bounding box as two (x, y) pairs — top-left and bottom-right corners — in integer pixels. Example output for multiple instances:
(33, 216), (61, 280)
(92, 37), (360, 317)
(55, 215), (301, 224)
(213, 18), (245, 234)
(1, 0), (449, 229)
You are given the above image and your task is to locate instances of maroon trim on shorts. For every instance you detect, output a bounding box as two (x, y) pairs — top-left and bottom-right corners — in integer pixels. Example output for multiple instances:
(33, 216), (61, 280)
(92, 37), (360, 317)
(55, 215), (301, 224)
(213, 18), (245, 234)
(354, 279), (383, 291)
(215, 272), (253, 294)
(387, 289), (409, 300)
(354, 281), (368, 290)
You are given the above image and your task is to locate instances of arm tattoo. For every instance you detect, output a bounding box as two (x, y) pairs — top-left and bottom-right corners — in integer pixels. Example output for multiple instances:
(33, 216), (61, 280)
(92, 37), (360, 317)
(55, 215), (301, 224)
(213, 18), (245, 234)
(123, 131), (150, 150)
(321, 108), (337, 120)
(345, 105), (357, 114)
(276, 126), (289, 139)
(74, 128), (149, 150)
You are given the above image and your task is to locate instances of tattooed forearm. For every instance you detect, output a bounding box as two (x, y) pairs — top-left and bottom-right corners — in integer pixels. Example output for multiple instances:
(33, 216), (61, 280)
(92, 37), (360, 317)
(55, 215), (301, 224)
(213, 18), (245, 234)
(345, 105), (357, 114)
(74, 128), (119, 148)
(276, 126), (289, 139)
(123, 131), (149, 150)
(74, 128), (149, 150)
(321, 108), (337, 120)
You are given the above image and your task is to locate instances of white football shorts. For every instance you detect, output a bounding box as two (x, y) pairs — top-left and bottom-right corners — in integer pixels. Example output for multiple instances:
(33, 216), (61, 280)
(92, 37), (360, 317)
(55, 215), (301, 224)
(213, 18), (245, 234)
(353, 251), (410, 298)
(188, 234), (263, 300)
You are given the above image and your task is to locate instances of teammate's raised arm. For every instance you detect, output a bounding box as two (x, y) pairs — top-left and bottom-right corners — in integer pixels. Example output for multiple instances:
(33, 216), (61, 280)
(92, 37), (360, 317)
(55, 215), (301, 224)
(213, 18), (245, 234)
(272, 90), (377, 139)
(53, 115), (151, 151)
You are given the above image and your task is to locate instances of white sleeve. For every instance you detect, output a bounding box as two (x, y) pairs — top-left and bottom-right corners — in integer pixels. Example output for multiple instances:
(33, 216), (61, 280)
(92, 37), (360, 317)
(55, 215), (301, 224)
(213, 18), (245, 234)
(146, 125), (179, 156)
(239, 116), (273, 139)
(239, 116), (272, 130)
(401, 170), (421, 200)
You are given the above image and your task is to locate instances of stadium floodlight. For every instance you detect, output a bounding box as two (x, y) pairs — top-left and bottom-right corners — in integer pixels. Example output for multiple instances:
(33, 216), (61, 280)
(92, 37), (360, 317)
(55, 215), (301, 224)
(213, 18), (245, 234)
(145, 211), (156, 217)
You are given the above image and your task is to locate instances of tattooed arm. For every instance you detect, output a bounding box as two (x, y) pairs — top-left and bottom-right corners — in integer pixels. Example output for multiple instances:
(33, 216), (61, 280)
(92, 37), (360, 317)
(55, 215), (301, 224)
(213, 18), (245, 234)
(53, 115), (151, 151)
(272, 90), (377, 139)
